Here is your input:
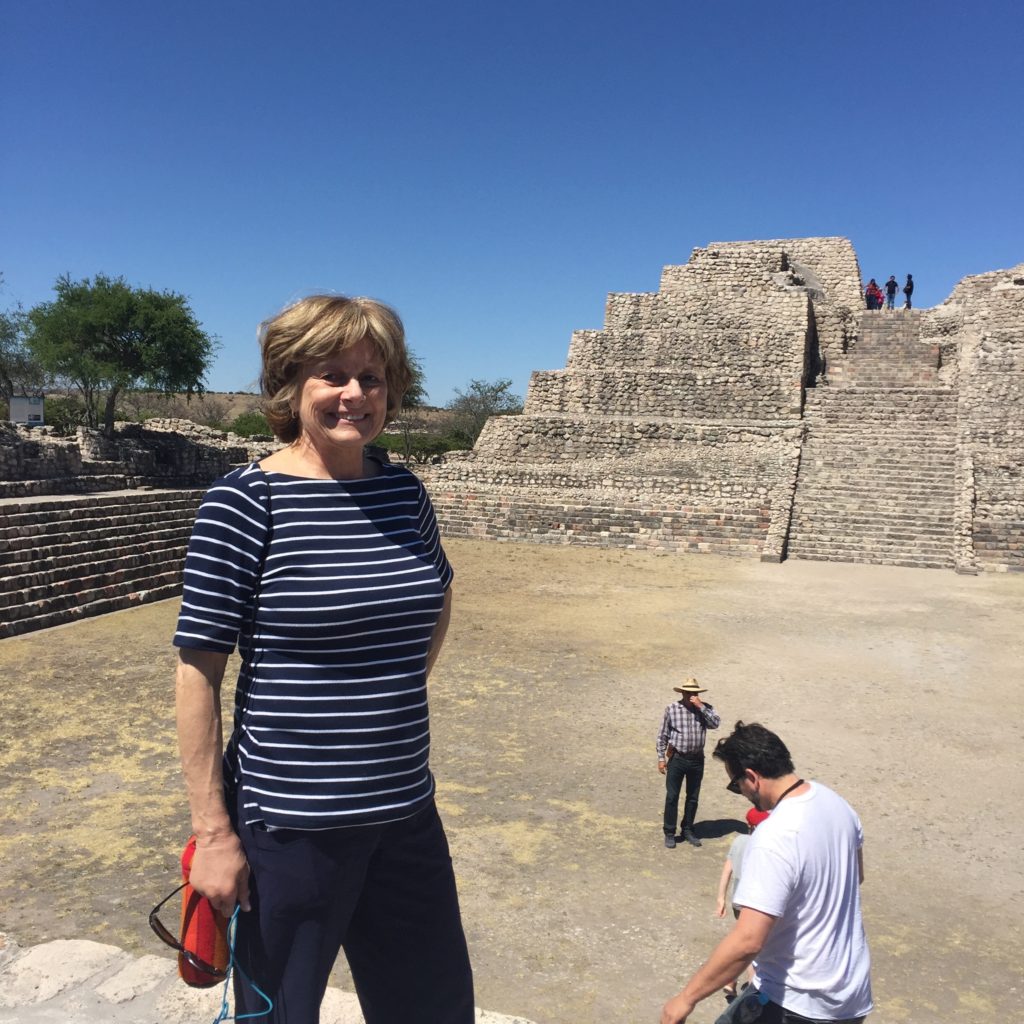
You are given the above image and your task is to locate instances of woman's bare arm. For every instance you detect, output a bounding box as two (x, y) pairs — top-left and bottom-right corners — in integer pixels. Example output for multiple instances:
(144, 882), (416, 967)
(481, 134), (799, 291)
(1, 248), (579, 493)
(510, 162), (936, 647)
(175, 648), (250, 916)
(425, 586), (453, 678)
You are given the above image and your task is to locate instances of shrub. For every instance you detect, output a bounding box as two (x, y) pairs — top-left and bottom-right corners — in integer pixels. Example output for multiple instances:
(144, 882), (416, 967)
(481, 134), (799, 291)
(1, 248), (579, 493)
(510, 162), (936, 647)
(42, 396), (90, 435)
(230, 410), (273, 438)
(375, 432), (464, 463)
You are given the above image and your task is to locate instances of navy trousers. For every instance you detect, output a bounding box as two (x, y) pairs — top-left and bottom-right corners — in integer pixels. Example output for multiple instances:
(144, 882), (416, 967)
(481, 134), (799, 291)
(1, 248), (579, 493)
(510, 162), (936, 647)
(232, 796), (474, 1024)
(663, 753), (705, 836)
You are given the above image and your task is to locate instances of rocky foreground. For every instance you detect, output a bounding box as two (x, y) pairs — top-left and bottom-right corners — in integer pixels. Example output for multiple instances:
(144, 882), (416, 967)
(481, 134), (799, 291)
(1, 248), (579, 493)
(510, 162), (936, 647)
(0, 932), (535, 1024)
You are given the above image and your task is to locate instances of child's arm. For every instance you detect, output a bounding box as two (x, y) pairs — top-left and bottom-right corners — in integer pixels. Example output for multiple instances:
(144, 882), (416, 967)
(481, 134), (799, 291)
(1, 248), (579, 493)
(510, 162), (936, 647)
(715, 858), (733, 917)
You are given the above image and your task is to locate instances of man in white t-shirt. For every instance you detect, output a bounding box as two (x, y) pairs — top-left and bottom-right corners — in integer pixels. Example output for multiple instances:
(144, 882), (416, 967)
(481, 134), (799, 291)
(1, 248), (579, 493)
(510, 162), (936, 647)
(661, 721), (872, 1024)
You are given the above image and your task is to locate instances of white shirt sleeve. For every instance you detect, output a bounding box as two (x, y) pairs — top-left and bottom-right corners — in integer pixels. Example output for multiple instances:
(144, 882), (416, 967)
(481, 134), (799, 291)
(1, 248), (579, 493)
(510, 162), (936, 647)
(733, 838), (796, 918)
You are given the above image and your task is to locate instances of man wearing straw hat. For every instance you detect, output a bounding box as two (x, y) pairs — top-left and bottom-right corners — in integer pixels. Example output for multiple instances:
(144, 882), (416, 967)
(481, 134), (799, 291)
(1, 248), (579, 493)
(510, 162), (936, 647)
(656, 678), (720, 848)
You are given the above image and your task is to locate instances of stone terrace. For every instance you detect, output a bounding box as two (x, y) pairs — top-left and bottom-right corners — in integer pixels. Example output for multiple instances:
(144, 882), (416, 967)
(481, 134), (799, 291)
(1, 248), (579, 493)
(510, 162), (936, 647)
(0, 490), (205, 639)
(0, 421), (278, 638)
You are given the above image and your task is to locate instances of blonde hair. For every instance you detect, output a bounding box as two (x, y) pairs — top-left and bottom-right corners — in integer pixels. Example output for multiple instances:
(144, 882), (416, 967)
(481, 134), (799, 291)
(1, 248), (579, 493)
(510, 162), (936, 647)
(259, 295), (413, 443)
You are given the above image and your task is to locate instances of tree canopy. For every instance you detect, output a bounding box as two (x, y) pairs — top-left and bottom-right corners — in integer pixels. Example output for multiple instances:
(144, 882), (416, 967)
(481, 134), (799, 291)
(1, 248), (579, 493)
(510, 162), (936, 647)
(402, 350), (428, 409)
(446, 377), (523, 447)
(1, 304), (47, 403)
(1, 273), (47, 404)
(26, 274), (215, 434)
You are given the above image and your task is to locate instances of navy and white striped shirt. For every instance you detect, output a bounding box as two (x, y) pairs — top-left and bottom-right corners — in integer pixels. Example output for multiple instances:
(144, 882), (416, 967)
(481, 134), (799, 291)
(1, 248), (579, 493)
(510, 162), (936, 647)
(173, 459), (453, 830)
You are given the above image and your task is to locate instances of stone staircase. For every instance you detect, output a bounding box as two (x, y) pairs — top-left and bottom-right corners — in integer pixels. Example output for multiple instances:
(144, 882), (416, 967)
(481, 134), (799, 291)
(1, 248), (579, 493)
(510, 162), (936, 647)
(0, 490), (204, 639)
(826, 310), (941, 386)
(787, 312), (957, 569)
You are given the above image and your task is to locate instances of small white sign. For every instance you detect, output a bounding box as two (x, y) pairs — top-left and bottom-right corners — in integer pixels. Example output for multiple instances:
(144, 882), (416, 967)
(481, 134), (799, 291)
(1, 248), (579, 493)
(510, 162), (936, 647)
(8, 395), (44, 425)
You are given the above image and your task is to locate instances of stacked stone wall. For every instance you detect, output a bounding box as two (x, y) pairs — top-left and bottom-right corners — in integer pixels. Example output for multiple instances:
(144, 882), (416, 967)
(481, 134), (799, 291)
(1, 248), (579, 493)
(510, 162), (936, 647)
(472, 415), (795, 466)
(0, 425), (83, 483)
(941, 265), (1024, 571)
(525, 370), (799, 419)
(0, 418), (280, 498)
(658, 237), (862, 365)
(562, 292), (810, 416)
(427, 489), (772, 558)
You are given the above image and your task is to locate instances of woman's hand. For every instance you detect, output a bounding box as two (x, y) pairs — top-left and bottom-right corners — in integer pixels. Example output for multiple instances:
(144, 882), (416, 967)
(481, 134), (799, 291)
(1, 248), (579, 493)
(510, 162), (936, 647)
(715, 898), (726, 918)
(190, 830), (251, 917)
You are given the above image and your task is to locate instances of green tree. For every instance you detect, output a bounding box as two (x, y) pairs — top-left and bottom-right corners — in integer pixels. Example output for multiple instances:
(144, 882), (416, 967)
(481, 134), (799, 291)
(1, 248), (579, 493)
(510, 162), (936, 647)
(393, 351), (430, 462)
(375, 432), (462, 464)
(25, 274), (215, 435)
(446, 377), (523, 447)
(1, 312), (51, 409)
(1, 276), (48, 403)
(402, 351), (428, 410)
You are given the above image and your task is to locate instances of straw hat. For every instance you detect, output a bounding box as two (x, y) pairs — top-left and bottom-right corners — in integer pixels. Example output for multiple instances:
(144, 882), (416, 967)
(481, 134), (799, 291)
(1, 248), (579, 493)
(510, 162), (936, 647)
(673, 678), (707, 695)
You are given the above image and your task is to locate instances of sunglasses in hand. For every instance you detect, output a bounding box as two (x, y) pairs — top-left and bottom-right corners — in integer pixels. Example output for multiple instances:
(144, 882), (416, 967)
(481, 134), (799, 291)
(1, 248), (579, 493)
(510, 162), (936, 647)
(149, 882), (228, 980)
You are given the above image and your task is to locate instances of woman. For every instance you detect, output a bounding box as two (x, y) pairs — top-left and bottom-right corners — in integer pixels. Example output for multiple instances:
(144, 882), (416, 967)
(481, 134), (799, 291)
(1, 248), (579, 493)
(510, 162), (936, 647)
(174, 295), (474, 1023)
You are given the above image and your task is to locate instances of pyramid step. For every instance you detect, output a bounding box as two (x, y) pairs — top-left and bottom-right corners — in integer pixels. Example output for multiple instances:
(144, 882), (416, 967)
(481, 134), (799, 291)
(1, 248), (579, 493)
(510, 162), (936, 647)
(789, 530), (952, 545)
(0, 505), (199, 545)
(786, 551), (952, 570)
(0, 539), (189, 595)
(1, 560), (185, 624)
(0, 521), (194, 561)
(0, 577), (183, 639)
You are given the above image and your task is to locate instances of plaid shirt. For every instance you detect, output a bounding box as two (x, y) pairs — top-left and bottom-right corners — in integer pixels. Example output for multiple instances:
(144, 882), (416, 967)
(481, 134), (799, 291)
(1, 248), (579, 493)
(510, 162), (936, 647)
(656, 700), (721, 759)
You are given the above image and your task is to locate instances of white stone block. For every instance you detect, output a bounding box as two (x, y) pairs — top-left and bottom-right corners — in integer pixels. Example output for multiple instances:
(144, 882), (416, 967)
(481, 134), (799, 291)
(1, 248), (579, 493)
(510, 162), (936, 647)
(0, 940), (127, 1007)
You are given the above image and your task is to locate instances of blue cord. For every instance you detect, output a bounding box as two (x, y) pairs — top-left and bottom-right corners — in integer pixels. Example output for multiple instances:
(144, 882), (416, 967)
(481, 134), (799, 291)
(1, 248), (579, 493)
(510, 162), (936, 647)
(212, 906), (274, 1023)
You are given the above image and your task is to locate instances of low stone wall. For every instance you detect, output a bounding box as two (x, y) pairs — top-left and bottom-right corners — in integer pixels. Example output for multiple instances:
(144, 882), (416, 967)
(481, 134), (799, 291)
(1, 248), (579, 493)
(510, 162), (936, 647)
(0, 418), (281, 498)
(427, 488), (773, 558)
(0, 425), (82, 482)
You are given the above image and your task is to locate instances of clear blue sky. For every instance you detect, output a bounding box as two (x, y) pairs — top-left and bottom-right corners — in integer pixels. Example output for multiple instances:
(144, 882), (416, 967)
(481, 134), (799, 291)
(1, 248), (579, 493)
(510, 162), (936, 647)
(3, 1), (1022, 405)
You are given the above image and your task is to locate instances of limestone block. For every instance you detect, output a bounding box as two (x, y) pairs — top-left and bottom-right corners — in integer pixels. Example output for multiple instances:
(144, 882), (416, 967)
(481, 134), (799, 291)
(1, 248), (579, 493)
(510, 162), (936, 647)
(153, 978), (225, 1023)
(93, 955), (174, 1003)
(0, 940), (127, 1007)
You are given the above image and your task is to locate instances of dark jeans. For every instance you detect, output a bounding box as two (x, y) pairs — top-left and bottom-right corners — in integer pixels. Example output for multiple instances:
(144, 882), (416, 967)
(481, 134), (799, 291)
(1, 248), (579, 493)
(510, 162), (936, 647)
(717, 991), (866, 1024)
(663, 753), (704, 835)
(233, 795), (474, 1024)
(761, 1001), (866, 1024)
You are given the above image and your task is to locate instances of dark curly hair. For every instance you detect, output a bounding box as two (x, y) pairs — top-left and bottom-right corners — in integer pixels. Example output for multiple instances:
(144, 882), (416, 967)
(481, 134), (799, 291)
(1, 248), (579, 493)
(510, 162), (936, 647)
(713, 721), (795, 780)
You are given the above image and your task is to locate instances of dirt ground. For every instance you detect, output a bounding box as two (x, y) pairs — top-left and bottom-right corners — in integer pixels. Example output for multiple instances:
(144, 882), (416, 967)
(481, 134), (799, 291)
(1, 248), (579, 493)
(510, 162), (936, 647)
(1, 539), (1021, 1023)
